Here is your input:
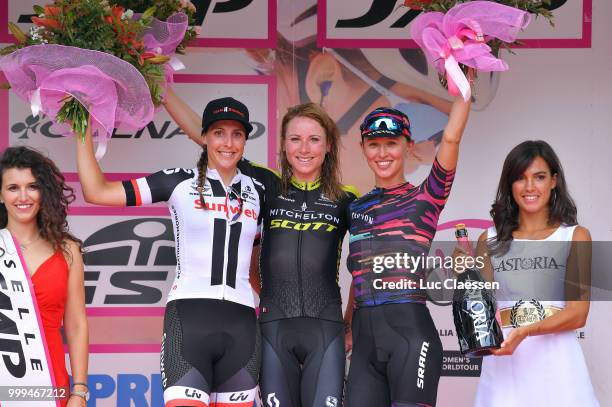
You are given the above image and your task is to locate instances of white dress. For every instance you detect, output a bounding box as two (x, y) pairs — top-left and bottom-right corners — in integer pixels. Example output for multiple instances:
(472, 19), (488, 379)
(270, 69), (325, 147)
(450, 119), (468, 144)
(474, 225), (599, 407)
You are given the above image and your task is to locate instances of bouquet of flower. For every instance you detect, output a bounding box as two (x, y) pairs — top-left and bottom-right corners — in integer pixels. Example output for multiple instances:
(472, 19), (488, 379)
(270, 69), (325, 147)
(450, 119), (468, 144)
(406, 0), (557, 100)
(0, 0), (191, 157)
(110, 0), (198, 54)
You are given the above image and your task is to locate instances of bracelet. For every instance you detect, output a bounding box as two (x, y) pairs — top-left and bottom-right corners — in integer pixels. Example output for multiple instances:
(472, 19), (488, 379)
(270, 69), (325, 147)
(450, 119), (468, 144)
(72, 382), (88, 389)
(70, 390), (88, 401)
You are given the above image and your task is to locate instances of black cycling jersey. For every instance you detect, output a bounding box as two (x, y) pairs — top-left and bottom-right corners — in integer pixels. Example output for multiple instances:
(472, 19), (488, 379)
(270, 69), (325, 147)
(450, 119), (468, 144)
(239, 159), (359, 322)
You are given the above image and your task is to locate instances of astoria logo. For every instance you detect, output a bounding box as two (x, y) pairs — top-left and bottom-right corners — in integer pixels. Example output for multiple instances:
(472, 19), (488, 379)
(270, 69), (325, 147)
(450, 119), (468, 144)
(494, 256), (563, 273)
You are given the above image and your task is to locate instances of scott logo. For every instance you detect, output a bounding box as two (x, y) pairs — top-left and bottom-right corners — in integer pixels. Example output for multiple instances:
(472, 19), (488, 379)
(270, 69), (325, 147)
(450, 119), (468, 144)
(335, 0), (421, 29)
(267, 393), (280, 407)
(325, 396), (338, 407)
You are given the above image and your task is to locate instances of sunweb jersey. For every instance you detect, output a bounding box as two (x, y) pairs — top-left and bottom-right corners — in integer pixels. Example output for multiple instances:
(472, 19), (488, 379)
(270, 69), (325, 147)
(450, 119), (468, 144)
(122, 167), (265, 307)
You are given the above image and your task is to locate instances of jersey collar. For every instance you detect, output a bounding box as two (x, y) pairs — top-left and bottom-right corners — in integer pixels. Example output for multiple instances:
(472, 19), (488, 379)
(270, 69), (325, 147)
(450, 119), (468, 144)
(290, 177), (321, 191)
(205, 167), (242, 187)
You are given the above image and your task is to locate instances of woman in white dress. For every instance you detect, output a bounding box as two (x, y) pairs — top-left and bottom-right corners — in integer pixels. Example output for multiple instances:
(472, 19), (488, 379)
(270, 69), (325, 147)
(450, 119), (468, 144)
(469, 140), (599, 406)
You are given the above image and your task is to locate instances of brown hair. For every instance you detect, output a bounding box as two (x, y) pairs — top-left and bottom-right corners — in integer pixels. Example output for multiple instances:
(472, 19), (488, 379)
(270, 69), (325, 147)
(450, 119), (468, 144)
(279, 103), (344, 201)
(489, 140), (577, 255)
(0, 146), (82, 258)
(196, 145), (208, 208)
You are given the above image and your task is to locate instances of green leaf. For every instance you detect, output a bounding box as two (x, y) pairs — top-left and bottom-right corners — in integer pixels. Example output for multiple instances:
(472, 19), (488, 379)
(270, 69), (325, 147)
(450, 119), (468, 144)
(141, 6), (157, 20)
(33, 5), (45, 15)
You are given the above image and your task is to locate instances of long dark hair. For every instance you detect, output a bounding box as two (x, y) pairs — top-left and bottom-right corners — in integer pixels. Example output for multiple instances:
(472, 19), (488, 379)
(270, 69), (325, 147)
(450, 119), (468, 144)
(489, 140), (577, 255)
(279, 103), (344, 201)
(0, 146), (82, 257)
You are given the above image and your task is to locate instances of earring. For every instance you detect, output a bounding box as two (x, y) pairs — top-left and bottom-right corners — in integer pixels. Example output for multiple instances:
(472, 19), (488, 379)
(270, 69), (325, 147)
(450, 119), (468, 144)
(319, 80), (333, 106)
(550, 189), (557, 207)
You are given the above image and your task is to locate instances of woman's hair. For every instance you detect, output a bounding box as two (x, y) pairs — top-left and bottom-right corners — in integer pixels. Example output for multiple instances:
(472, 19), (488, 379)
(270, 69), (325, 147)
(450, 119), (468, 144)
(489, 140), (577, 255)
(279, 103), (345, 201)
(0, 146), (82, 257)
(196, 145), (208, 208)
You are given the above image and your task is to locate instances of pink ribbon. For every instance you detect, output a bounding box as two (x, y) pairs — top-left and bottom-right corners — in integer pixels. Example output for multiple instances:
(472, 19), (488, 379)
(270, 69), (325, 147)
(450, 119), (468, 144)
(0, 44), (154, 158)
(140, 12), (189, 98)
(411, 1), (531, 101)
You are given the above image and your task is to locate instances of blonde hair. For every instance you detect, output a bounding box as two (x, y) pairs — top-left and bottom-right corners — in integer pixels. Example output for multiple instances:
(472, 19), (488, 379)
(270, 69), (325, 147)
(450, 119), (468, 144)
(279, 103), (344, 201)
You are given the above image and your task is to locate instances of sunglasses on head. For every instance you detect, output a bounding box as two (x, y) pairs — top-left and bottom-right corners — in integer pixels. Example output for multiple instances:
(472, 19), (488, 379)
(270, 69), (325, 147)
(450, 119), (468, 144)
(360, 115), (411, 138)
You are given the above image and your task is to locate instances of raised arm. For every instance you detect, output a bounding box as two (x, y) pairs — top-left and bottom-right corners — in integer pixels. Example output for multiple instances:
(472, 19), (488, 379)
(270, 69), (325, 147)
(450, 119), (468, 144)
(63, 240), (89, 406)
(162, 87), (204, 146)
(435, 96), (471, 171)
(75, 126), (126, 206)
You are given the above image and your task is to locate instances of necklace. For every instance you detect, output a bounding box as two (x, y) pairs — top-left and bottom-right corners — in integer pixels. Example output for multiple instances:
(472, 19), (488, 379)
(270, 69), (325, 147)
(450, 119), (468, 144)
(16, 233), (41, 251)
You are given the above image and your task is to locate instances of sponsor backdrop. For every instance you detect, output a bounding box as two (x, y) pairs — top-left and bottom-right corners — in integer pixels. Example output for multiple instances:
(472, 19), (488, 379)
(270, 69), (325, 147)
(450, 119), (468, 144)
(1, 0), (611, 405)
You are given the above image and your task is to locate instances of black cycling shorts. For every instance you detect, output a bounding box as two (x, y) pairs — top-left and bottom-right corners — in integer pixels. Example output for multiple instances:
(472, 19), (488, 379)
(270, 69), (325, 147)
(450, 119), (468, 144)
(345, 303), (442, 407)
(161, 299), (260, 406)
(260, 317), (345, 407)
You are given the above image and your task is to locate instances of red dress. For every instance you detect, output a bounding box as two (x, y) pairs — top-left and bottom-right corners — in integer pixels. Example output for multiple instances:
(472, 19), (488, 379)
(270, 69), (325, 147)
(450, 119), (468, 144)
(32, 250), (70, 406)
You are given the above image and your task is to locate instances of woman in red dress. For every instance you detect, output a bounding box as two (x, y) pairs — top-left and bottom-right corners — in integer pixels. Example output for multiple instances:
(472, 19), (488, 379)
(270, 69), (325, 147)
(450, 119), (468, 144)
(0, 146), (88, 407)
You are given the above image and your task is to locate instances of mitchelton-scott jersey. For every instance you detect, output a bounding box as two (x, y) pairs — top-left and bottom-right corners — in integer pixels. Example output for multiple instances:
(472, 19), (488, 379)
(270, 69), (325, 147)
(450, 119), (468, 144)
(122, 167), (265, 307)
(239, 161), (359, 322)
(347, 158), (455, 307)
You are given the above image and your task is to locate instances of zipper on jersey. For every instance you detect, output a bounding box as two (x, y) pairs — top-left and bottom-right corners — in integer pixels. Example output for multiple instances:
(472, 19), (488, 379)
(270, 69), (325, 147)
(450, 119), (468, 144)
(297, 188), (306, 316)
(221, 183), (233, 301)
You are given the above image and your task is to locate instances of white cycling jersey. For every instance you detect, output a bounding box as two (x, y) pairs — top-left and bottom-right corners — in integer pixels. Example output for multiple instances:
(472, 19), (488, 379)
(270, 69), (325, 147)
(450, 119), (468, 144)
(122, 166), (264, 307)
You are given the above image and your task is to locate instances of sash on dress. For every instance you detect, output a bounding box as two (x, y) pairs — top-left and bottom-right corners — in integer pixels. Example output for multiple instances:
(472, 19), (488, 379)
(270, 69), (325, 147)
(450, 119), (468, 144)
(0, 229), (61, 406)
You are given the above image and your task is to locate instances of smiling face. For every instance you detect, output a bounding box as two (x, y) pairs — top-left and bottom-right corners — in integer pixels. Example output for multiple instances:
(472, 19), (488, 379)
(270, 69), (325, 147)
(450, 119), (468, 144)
(361, 136), (412, 188)
(203, 119), (247, 174)
(511, 156), (557, 216)
(283, 116), (329, 183)
(1, 167), (42, 227)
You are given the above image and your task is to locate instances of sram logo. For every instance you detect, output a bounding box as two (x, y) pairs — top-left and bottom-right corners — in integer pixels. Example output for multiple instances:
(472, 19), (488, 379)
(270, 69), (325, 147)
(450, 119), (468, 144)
(417, 341), (430, 389)
(83, 218), (176, 307)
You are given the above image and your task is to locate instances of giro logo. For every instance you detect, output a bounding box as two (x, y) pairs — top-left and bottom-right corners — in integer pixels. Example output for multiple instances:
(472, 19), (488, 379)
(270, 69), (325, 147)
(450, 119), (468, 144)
(324, 0), (578, 48)
(83, 218), (176, 306)
(333, 0), (569, 29)
(335, 0), (421, 29)
(267, 393), (280, 407)
(194, 0), (253, 26)
(15, 0), (254, 27)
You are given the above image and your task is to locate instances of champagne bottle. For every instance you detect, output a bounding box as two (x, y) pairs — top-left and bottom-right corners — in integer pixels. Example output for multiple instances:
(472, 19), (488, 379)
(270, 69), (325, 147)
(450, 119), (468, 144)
(452, 224), (503, 357)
